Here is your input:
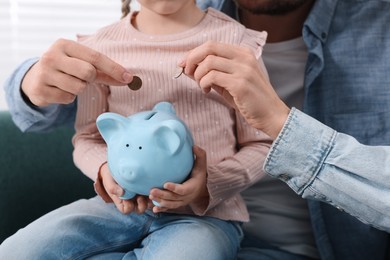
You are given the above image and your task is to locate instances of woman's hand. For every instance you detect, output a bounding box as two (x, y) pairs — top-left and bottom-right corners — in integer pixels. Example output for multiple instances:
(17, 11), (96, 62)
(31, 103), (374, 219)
(181, 41), (290, 139)
(22, 39), (133, 107)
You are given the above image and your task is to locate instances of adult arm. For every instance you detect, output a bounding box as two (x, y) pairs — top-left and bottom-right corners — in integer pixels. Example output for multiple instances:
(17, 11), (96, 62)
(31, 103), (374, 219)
(266, 108), (390, 232)
(4, 39), (133, 133)
(4, 57), (76, 132)
(184, 41), (390, 231)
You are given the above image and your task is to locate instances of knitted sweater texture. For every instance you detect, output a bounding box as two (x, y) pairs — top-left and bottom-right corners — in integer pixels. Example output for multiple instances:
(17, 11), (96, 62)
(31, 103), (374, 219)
(73, 8), (271, 221)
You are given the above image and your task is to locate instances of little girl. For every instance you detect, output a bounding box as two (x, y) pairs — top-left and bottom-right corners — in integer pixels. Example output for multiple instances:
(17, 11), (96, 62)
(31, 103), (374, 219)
(0, 0), (271, 259)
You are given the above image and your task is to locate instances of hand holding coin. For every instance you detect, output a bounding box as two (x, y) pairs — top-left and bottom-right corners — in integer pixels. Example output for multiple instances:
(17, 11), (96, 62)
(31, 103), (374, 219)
(173, 66), (184, 79)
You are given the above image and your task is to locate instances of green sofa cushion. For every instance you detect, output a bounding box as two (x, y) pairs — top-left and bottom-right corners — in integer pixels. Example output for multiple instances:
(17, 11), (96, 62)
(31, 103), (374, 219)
(0, 111), (95, 243)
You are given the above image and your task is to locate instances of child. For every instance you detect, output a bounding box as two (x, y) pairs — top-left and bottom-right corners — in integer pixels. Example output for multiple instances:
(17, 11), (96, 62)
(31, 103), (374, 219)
(0, 0), (271, 258)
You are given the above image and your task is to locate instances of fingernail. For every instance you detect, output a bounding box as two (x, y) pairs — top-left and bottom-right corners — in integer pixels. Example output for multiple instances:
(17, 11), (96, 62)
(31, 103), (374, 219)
(122, 72), (133, 82)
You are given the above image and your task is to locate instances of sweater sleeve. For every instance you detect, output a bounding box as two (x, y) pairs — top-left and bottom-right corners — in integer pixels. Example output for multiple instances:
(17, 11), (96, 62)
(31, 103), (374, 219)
(72, 82), (110, 181)
(197, 113), (272, 214)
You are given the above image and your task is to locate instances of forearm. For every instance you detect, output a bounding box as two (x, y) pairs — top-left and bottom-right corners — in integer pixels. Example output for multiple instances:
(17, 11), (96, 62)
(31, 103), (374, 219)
(73, 116), (108, 181)
(194, 117), (272, 214)
(72, 138), (107, 181)
(72, 84), (110, 181)
(264, 108), (390, 232)
(207, 142), (270, 205)
(4, 57), (76, 132)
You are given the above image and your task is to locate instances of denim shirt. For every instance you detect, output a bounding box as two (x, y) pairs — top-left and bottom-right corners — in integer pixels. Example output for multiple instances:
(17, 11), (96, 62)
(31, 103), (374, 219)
(3, 58), (76, 132)
(296, 1), (390, 258)
(266, 109), (390, 259)
(4, 0), (390, 259)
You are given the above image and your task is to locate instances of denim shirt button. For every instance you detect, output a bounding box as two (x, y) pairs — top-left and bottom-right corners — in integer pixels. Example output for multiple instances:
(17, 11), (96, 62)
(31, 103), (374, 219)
(336, 206), (344, 212)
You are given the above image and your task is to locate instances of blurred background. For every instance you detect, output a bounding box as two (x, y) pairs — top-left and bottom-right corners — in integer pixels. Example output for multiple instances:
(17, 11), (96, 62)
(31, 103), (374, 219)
(0, 0), (139, 110)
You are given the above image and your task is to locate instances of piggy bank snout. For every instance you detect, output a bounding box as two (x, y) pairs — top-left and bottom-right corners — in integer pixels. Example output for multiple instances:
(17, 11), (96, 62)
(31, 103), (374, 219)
(117, 162), (140, 182)
(120, 168), (136, 182)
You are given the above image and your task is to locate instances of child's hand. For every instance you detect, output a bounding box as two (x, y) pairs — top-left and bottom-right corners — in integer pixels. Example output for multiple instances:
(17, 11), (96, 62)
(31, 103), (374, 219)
(98, 163), (150, 214)
(149, 146), (209, 213)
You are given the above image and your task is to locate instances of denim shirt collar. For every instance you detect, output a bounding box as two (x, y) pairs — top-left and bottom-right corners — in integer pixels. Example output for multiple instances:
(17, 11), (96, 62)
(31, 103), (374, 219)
(302, 1), (339, 114)
(303, 0), (338, 43)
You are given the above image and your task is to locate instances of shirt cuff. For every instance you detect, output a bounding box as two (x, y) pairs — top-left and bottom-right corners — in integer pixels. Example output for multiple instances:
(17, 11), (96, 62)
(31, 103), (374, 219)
(264, 108), (337, 194)
(5, 58), (38, 116)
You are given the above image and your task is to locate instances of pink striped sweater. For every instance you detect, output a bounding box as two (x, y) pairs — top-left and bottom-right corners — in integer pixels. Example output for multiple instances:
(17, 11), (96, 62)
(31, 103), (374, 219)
(72, 8), (271, 222)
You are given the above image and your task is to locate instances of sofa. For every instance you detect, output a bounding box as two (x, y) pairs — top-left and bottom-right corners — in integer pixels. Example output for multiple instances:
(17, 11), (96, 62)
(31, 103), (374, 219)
(0, 110), (95, 244)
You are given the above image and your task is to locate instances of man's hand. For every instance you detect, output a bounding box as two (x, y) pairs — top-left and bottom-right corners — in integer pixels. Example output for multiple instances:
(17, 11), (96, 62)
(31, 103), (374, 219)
(99, 163), (149, 214)
(181, 41), (290, 139)
(21, 39), (133, 107)
(149, 146), (209, 213)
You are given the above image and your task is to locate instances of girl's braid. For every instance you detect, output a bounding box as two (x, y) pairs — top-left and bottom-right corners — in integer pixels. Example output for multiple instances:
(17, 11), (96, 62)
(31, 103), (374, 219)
(121, 0), (131, 18)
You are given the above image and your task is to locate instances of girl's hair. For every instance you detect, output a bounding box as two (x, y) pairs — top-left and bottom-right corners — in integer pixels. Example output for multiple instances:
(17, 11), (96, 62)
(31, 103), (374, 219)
(121, 0), (131, 18)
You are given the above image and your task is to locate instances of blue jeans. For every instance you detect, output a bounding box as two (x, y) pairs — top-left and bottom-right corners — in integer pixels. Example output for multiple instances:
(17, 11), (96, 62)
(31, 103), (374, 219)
(0, 196), (242, 260)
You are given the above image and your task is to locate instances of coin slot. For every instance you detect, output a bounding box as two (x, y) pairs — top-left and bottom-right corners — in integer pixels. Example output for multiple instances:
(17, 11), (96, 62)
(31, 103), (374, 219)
(144, 112), (157, 120)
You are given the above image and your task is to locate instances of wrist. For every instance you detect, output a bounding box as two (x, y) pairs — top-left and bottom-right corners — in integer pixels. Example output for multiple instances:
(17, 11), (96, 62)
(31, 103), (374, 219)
(269, 105), (290, 139)
(20, 63), (40, 107)
(20, 87), (38, 109)
(257, 102), (290, 140)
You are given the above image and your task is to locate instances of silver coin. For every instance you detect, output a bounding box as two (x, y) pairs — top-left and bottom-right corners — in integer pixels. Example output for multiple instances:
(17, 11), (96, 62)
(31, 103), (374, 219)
(127, 76), (142, 91)
(172, 67), (184, 79)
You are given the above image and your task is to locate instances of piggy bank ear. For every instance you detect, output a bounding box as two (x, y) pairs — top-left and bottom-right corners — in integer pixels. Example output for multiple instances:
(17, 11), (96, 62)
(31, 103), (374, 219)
(153, 120), (186, 155)
(153, 102), (176, 115)
(96, 113), (127, 143)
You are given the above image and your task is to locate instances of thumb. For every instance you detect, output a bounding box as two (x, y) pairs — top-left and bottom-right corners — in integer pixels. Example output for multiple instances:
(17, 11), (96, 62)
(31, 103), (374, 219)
(191, 146), (207, 177)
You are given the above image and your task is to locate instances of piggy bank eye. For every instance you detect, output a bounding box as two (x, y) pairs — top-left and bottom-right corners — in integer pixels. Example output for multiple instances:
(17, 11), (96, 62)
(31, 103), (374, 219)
(126, 144), (130, 148)
(139, 146), (142, 150)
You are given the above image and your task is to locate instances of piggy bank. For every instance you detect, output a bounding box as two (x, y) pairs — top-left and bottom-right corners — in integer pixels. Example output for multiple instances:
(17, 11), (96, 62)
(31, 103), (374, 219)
(96, 102), (194, 205)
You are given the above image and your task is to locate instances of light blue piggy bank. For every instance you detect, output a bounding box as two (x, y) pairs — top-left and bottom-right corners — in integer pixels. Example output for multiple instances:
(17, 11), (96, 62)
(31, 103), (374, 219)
(96, 102), (194, 205)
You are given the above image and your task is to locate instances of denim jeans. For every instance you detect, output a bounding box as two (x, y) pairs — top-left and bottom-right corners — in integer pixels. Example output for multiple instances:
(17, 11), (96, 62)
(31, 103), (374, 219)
(0, 196), (242, 260)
